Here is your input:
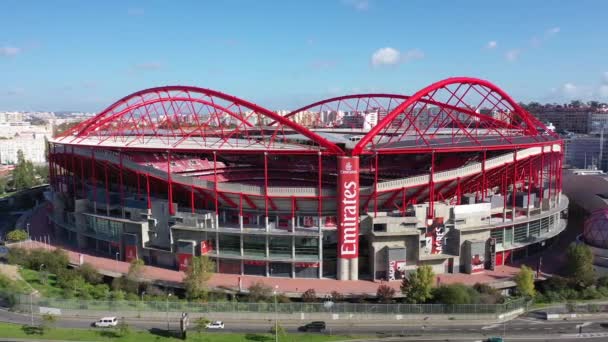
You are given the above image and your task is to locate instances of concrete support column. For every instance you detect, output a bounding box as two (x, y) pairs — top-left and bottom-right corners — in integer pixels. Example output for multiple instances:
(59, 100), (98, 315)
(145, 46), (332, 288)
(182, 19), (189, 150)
(336, 156), (360, 281)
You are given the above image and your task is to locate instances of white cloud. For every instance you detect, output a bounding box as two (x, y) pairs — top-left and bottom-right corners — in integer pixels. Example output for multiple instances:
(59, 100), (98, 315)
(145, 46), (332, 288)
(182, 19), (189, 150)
(486, 41), (497, 49)
(342, 0), (369, 11)
(561, 82), (578, 95)
(371, 47), (423, 67)
(371, 47), (400, 66)
(133, 62), (162, 70)
(599, 85), (608, 98)
(546, 27), (561, 36)
(505, 49), (520, 62)
(0, 46), (21, 57)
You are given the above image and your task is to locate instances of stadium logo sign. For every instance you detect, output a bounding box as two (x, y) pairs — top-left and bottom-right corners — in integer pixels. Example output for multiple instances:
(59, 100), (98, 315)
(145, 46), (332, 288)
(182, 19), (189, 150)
(338, 157), (359, 258)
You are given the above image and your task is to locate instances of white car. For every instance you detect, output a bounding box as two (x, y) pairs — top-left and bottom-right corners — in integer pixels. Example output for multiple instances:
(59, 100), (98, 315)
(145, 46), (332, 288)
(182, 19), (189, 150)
(205, 321), (225, 329)
(93, 317), (118, 328)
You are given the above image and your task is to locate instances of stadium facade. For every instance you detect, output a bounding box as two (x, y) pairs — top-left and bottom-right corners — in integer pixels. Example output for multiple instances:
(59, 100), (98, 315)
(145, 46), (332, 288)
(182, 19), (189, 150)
(47, 77), (568, 281)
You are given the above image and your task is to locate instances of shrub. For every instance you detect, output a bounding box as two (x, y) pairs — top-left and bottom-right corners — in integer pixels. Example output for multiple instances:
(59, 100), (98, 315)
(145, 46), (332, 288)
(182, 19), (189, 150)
(330, 291), (345, 302)
(117, 317), (130, 336)
(432, 284), (476, 305)
(7, 248), (28, 265)
(78, 263), (103, 285)
(195, 317), (210, 333)
(247, 282), (273, 302)
(376, 285), (396, 303)
(5, 229), (28, 242)
(597, 276), (608, 288)
(301, 289), (317, 303)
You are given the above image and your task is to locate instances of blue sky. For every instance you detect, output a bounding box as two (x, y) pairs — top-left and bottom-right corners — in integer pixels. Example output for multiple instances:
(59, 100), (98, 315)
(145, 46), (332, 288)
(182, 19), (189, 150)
(1, 0), (608, 111)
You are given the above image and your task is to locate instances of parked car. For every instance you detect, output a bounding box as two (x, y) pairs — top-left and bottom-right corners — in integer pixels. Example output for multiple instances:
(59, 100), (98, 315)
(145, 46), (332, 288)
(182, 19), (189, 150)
(205, 321), (225, 329)
(486, 337), (504, 342)
(298, 321), (326, 332)
(93, 317), (118, 328)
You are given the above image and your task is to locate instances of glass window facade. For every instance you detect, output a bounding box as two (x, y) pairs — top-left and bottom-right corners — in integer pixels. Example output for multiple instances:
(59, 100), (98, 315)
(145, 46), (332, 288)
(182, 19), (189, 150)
(219, 234), (240, 256)
(295, 237), (319, 260)
(243, 235), (266, 257)
(269, 236), (291, 259)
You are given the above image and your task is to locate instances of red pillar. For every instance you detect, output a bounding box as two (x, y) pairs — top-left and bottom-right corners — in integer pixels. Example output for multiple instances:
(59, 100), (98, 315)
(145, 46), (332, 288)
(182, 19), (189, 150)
(146, 172), (151, 210)
(539, 148), (544, 201)
(456, 177), (461, 205)
(428, 151), (435, 219)
(374, 153), (379, 218)
(136, 171), (141, 200)
(104, 161), (110, 212)
(71, 146), (76, 195)
(481, 150), (487, 201)
(318, 152), (323, 224)
(91, 150), (97, 204)
(512, 150), (517, 215)
(191, 184), (195, 214)
(264, 152), (269, 220)
(213, 152), (218, 217)
(167, 151), (174, 215)
(527, 157), (532, 211)
(80, 156), (85, 198)
(548, 146), (553, 202)
(119, 151), (124, 208)
(337, 156), (360, 280)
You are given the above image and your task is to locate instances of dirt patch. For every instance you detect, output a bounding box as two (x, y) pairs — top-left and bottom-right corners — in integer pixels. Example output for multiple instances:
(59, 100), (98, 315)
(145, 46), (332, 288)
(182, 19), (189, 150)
(0, 263), (22, 282)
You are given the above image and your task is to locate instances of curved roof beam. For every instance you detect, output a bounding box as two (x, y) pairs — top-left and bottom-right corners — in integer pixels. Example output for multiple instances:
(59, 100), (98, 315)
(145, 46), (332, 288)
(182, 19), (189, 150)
(353, 77), (558, 155)
(59, 86), (345, 155)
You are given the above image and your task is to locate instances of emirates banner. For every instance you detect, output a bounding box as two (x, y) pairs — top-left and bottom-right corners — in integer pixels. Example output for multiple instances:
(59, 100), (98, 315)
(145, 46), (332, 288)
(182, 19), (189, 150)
(337, 156), (360, 258)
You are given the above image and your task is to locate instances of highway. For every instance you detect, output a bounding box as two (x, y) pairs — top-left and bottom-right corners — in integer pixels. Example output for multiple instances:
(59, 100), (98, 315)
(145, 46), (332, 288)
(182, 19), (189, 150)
(2, 308), (608, 340)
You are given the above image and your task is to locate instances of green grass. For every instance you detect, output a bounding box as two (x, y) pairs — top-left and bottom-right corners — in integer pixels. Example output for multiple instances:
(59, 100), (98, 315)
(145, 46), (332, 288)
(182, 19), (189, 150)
(0, 322), (358, 342)
(19, 268), (64, 298)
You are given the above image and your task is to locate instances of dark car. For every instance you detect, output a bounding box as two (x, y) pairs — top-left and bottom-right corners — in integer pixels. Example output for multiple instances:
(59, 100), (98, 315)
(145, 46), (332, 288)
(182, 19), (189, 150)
(298, 321), (326, 332)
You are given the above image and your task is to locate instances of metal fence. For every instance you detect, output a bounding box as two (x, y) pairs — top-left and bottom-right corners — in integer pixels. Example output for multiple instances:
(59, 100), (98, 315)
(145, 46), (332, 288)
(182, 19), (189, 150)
(12, 294), (527, 315)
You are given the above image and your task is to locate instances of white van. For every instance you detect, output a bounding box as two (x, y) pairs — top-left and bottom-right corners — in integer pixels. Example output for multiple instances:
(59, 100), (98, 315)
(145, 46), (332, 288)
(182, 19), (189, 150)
(93, 317), (118, 327)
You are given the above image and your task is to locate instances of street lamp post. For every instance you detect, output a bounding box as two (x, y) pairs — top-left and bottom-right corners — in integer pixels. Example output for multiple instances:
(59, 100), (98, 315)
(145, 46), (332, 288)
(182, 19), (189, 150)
(115, 252), (120, 261)
(141, 291), (145, 302)
(166, 293), (172, 331)
(274, 285), (279, 342)
(26, 223), (30, 239)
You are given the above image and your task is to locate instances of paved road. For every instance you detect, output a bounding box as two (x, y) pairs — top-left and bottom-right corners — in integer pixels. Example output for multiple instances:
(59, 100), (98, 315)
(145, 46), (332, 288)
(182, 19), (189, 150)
(2, 308), (608, 340)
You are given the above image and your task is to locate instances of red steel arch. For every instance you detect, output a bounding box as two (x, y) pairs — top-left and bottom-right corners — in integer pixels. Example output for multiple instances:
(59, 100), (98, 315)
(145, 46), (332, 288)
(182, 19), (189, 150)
(353, 77), (558, 155)
(59, 86), (344, 155)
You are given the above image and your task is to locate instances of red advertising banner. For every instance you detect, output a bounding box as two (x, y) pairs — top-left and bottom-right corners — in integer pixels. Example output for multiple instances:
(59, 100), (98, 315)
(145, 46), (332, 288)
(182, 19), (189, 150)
(337, 156), (360, 259)
(426, 218), (446, 255)
(388, 260), (407, 280)
(200, 240), (213, 255)
(177, 253), (192, 271)
(471, 253), (485, 273)
(124, 245), (137, 263)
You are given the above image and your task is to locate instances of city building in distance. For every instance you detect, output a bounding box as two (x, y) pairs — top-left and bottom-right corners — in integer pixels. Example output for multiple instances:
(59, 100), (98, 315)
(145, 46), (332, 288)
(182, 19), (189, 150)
(47, 77), (567, 282)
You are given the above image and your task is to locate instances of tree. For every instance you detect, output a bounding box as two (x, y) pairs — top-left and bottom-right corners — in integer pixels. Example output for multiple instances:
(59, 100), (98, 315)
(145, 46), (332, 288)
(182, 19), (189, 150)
(127, 258), (145, 281)
(565, 243), (596, 287)
(5, 229), (28, 242)
(195, 317), (210, 333)
(116, 317), (130, 337)
(401, 265), (435, 304)
(183, 256), (215, 300)
(40, 314), (56, 334)
(376, 284), (396, 303)
(12, 150), (36, 190)
(0, 177), (8, 194)
(330, 291), (344, 302)
(514, 265), (536, 298)
(247, 282), (272, 302)
(78, 263), (103, 284)
(432, 284), (476, 304)
(301, 288), (317, 303)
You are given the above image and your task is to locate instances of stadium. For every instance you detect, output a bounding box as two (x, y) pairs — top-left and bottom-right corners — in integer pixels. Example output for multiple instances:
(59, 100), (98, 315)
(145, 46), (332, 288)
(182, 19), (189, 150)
(47, 77), (568, 282)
